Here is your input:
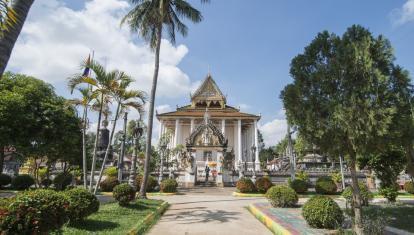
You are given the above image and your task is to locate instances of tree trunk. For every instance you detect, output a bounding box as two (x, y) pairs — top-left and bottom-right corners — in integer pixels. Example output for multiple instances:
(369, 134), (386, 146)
(128, 133), (139, 188)
(139, 25), (162, 199)
(82, 105), (88, 189)
(405, 142), (414, 179)
(89, 95), (104, 191)
(118, 112), (128, 181)
(93, 102), (121, 194)
(349, 152), (364, 235)
(0, 0), (35, 77)
(0, 146), (4, 173)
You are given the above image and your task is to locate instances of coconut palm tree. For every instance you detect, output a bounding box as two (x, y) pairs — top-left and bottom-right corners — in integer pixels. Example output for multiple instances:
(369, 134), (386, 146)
(68, 87), (97, 189)
(68, 60), (122, 191)
(0, 0), (35, 77)
(93, 76), (146, 194)
(0, 0), (17, 37)
(121, 0), (209, 198)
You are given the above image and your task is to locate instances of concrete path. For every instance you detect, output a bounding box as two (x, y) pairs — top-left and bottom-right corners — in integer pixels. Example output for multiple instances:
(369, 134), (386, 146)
(147, 187), (272, 235)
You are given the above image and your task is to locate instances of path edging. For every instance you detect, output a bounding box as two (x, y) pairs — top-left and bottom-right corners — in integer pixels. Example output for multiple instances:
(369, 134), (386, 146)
(247, 203), (291, 235)
(127, 201), (169, 235)
(232, 192), (265, 197)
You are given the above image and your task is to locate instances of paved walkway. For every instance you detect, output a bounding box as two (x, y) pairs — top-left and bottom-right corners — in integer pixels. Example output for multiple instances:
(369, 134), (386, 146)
(148, 187), (272, 235)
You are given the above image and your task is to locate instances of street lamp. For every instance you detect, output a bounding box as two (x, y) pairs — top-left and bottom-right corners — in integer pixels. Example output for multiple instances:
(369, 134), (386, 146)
(158, 143), (167, 184)
(251, 145), (257, 183)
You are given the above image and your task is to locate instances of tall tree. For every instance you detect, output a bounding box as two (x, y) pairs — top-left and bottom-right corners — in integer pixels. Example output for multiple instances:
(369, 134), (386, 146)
(0, 0), (35, 77)
(121, 0), (208, 198)
(93, 76), (146, 194)
(281, 25), (412, 234)
(68, 60), (121, 191)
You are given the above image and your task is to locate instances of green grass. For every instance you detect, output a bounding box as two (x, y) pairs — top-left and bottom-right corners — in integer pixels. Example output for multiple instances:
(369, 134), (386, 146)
(372, 191), (414, 198)
(61, 199), (164, 235)
(365, 204), (414, 233)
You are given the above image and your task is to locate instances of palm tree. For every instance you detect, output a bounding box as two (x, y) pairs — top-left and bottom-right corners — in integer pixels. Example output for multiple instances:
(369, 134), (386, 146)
(68, 60), (122, 191)
(121, 0), (208, 198)
(68, 87), (97, 189)
(0, 0), (17, 37)
(128, 119), (144, 188)
(0, 0), (35, 77)
(93, 76), (146, 194)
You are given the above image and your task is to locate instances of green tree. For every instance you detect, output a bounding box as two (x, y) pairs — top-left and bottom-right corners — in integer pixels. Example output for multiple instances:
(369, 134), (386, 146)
(0, 0), (35, 77)
(281, 25), (411, 234)
(121, 0), (208, 198)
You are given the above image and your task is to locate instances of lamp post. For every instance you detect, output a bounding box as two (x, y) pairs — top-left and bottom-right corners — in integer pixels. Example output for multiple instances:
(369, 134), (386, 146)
(128, 121), (143, 188)
(158, 143), (167, 184)
(251, 145), (257, 183)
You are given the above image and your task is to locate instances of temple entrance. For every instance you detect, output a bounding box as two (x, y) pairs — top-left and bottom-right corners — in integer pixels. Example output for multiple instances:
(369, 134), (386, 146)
(195, 150), (219, 185)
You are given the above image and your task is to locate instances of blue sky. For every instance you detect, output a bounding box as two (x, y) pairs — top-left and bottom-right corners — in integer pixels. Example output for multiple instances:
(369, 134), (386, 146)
(6, 0), (414, 146)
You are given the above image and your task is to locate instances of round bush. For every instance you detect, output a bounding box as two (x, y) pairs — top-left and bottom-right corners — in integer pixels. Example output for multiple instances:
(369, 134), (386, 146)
(53, 172), (73, 191)
(0, 174), (11, 188)
(136, 175), (158, 192)
(104, 166), (118, 177)
(290, 179), (308, 193)
(342, 182), (373, 206)
(100, 177), (120, 192)
(65, 188), (100, 224)
(302, 195), (344, 229)
(315, 176), (337, 195)
(160, 179), (178, 193)
(255, 177), (273, 194)
(113, 183), (136, 206)
(236, 177), (256, 193)
(404, 181), (414, 194)
(11, 174), (35, 190)
(266, 185), (298, 208)
(0, 189), (69, 234)
(379, 186), (398, 202)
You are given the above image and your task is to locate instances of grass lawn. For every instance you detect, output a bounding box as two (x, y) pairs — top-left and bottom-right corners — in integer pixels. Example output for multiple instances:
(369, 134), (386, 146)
(61, 199), (164, 235)
(364, 204), (414, 233)
(373, 191), (414, 198)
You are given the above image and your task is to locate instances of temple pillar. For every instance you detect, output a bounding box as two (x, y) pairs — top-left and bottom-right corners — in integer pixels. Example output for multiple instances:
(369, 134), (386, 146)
(238, 119), (242, 165)
(221, 119), (226, 135)
(190, 118), (195, 133)
(254, 120), (260, 171)
(174, 119), (180, 146)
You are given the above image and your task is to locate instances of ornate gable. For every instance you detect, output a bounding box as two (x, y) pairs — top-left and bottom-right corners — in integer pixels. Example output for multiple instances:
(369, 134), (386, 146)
(191, 74), (226, 109)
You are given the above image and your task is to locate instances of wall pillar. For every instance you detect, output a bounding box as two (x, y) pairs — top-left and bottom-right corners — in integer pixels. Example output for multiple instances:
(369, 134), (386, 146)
(254, 120), (260, 171)
(190, 118), (195, 133)
(238, 119), (242, 164)
(221, 119), (226, 135)
(174, 119), (180, 146)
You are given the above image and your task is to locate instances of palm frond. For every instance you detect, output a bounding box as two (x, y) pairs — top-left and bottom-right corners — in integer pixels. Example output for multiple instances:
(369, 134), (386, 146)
(0, 0), (17, 37)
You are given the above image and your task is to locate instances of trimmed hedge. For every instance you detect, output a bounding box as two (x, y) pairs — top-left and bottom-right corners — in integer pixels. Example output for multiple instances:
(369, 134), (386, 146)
(113, 183), (136, 206)
(0, 174), (11, 189)
(302, 195), (343, 229)
(404, 181), (414, 194)
(236, 177), (256, 193)
(0, 189), (69, 234)
(136, 175), (158, 192)
(100, 177), (120, 192)
(342, 182), (373, 206)
(11, 174), (35, 190)
(289, 179), (308, 193)
(266, 185), (298, 208)
(65, 188), (100, 224)
(255, 177), (273, 193)
(315, 176), (337, 195)
(53, 172), (73, 191)
(160, 179), (178, 193)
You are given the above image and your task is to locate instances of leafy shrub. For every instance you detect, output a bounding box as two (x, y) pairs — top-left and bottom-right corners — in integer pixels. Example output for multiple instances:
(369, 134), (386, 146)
(379, 186), (398, 202)
(255, 177), (273, 193)
(0, 189), (69, 234)
(236, 177), (256, 193)
(53, 172), (73, 191)
(404, 181), (414, 194)
(296, 170), (309, 182)
(100, 177), (120, 192)
(315, 176), (337, 194)
(65, 188), (99, 224)
(104, 166), (118, 177)
(160, 179), (178, 193)
(136, 175), (158, 192)
(113, 183), (135, 206)
(11, 174), (35, 190)
(330, 171), (342, 185)
(37, 168), (48, 181)
(0, 174), (11, 189)
(302, 195), (344, 229)
(41, 178), (52, 188)
(289, 179), (308, 193)
(361, 206), (389, 235)
(342, 182), (373, 206)
(266, 185), (298, 207)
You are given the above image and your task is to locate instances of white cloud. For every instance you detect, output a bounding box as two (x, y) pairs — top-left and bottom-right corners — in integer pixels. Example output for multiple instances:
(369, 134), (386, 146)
(259, 118), (287, 147)
(391, 0), (414, 25)
(8, 0), (195, 98)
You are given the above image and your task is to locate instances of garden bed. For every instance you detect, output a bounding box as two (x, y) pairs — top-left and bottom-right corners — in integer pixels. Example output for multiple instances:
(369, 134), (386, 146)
(100, 191), (178, 197)
(61, 199), (168, 235)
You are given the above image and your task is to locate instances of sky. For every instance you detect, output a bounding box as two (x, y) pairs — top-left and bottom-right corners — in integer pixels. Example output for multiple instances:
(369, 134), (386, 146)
(6, 0), (414, 147)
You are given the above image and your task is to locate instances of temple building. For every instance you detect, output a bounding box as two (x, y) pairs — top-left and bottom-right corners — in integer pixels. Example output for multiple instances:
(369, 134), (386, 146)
(156, 74), (261, 187)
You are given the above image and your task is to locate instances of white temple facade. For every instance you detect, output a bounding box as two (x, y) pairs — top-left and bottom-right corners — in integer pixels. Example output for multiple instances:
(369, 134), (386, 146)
(156, 74), (260, 187)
